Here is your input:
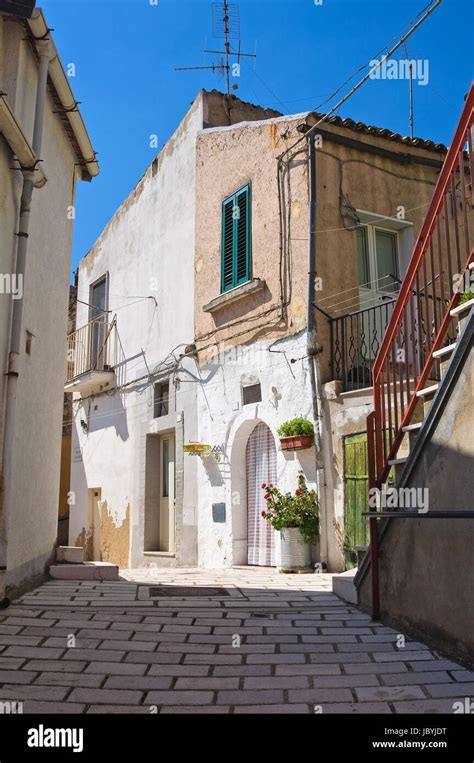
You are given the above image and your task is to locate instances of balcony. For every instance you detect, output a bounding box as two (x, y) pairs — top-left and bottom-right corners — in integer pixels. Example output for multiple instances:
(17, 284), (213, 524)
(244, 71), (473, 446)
(65, 318), (118, 395)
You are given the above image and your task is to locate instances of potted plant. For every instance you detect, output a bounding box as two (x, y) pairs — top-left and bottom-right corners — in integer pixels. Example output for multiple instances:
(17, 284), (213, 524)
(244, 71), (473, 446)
(277, 417), (314, 450)
(261, 474), (319, 573)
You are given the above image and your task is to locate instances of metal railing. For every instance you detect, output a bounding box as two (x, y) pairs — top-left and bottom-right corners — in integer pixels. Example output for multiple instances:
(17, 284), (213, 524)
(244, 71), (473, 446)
(369, 83), (474, 489)
(66, 317), (118, 383)
(328, 299), (397, 391)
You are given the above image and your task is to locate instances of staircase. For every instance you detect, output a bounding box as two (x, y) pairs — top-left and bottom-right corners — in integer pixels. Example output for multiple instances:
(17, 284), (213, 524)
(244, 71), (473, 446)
(355, 83), (474, 621)
(50, 546), (119, 581)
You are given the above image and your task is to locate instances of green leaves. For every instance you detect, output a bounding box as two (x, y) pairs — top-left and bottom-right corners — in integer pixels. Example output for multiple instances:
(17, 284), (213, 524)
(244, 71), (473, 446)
(262, 474), (319, 543)
(277, 417), (314, 437)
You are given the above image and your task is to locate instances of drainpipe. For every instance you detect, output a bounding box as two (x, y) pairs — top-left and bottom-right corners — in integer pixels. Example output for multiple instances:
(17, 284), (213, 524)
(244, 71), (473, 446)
(306, 134), (329, 569)
(0, 36), (51, 597)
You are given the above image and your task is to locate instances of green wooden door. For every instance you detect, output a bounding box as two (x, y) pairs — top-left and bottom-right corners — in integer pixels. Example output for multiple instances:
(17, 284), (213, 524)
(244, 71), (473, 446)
(343, 433), (369, 569)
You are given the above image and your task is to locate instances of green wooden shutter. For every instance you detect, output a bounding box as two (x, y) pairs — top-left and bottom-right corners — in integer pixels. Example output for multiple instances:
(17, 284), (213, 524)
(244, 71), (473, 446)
(221, 184), (251, 292)
(221, 197), (235, 292)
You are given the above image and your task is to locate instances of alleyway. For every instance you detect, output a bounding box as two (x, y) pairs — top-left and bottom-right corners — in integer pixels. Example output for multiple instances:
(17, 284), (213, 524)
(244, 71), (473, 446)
(0, 568), (472, 714)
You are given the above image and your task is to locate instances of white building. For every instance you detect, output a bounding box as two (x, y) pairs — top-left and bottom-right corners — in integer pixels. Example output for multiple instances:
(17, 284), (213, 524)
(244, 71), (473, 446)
(0, 7), (98, 596)
(68, 90), (280, 569)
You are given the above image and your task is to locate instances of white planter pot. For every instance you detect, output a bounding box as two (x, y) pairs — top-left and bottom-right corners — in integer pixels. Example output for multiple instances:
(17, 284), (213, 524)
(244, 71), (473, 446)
(279, 527), (312, 572)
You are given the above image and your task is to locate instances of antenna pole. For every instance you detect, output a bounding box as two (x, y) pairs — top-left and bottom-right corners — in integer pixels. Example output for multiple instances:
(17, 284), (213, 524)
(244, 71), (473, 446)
(404, 42), (414, 138)
(223, 0), (230, 95)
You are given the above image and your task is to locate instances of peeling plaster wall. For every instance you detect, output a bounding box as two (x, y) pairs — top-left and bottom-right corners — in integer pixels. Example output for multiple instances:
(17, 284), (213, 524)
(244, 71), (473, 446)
(0, 19), (81, 595)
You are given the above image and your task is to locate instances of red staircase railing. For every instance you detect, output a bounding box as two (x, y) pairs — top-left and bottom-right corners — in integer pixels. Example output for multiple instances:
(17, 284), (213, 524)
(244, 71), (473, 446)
(369, 83), (474, 490)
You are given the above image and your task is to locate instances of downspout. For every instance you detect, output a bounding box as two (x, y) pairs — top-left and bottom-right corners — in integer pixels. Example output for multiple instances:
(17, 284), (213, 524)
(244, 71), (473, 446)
(0, 35), (51, 597)
(306, 134), (329, 568)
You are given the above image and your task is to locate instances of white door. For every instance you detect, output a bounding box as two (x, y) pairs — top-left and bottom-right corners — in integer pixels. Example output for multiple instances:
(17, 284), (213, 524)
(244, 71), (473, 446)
(159, 433), (175, 552)
(246, 423), (277, 566)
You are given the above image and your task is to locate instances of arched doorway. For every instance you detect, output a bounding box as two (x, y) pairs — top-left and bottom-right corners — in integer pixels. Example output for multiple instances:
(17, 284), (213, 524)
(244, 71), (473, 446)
(246, 422), (277, 566)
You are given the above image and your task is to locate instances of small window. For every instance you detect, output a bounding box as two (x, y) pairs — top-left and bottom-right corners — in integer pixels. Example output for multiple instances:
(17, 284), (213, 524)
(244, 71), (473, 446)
(356, 225), (399, 294)
(154, 382), (169, 418)
(221, 183), (252, 293)
(242, 383), (261, 406)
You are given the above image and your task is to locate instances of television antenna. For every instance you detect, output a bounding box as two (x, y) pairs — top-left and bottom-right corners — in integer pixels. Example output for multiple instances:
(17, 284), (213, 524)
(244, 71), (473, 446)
(175, 1), (256, 96)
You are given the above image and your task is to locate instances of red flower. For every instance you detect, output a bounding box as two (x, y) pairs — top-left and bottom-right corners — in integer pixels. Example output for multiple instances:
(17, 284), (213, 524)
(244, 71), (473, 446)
(295, 489), (301, 496)
(261, 511), (266, 517)
(269, 484), (273, 488)
(264, 493), (270, 500)
(261, 483), (266, 489)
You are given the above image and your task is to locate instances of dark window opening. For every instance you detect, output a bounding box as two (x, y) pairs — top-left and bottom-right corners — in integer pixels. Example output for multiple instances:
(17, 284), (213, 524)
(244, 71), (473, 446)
(242, 383), (262, 406)
(154, 382), (169, 418)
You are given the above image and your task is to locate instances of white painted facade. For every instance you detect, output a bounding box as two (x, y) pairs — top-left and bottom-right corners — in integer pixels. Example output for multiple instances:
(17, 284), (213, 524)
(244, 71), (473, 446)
(0, 10), (98, 595)
(69, 92), (282, 569)
(195, 332), (320, 568)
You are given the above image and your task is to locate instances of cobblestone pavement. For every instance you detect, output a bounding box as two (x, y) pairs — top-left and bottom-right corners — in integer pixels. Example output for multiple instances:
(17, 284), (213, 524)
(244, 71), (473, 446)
(0, 567), (472, 714)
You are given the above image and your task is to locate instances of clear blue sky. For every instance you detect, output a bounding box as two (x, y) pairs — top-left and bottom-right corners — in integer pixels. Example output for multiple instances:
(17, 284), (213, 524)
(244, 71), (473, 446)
(39, 0), (473, 276)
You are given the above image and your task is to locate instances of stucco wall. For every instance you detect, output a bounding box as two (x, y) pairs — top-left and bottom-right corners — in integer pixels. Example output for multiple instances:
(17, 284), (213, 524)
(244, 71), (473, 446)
(0, 19), (82, 595)
(193, 111), (446, 571)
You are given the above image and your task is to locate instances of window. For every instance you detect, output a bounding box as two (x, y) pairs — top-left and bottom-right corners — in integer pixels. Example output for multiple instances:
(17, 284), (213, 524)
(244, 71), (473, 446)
(154, 382), (169, 418)
(356, 225), (399, 294)
(242, 383), (261, 406)
(221, 183), (252, 293)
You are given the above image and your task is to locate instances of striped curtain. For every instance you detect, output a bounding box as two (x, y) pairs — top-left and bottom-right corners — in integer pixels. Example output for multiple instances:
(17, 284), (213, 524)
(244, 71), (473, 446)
(246, 422), (277, 566)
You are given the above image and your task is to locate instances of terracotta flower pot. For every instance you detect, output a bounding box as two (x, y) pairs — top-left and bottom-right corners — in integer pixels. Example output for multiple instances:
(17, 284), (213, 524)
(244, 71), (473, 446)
(279, 528), (312, 573)
(279, 434), (314, 451)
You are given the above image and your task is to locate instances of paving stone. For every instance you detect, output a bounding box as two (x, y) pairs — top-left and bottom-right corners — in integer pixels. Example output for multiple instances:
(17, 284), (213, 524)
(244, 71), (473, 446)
(184, 653), (243, 665)
(392, 699), (455, 713)
(355, 685), (426, 702)
(34, 672), (105, 688)
(322, 702), (392, 714)
(22, 660), (87, 673)
(43, 637), (101, 649)
(372, 651), (435, 662)
(426, 682), (474, 698)
(382, 671), (453, 685)
(311, 674), (381, 688)
(99, 640), (156, 652)
(85, 662), (148, 676)
(76, 628), (132, 640)
(87, 705), (154, 714)
(125, 652), (182, 665)
(217, 689), (285, 705)
(104, 676), (173, 691)
(450, 670), (474, 682)
(0, 657), (26, 669)
(160, 705), (230, 714)
(0, 625), (24, 635)
(409, 659), (462, 671)
(148, 665), (210, 677)
(288, 688), (353, 703)
(243, 676), (309, 689)
(344, 662), (408, 675)
(234, 704), (311, 714)
(0, 685), (69, 701)
(0, 670), (37, 684)
(175, 677), (239, 690)
(3, 646), (65, 660)
(275, 665), (342, 676)
(158, 642), (215, 654)
(22, 701), (86, 714)
(63, 649), (126, 662)
(309, 653), (374, 664)
(145, 690), (214, 706)
(247, 653), (306, 664)
(69, 688), (144, 705)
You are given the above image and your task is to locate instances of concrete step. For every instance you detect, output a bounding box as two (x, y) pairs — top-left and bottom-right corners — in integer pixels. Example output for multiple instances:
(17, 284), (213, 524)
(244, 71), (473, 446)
(432, 342), (457, 359)
(56, 546), (84, 564)
(49, 562), (119, 581)
(332, 569), (358, 605)
(402, 421), (423, 450)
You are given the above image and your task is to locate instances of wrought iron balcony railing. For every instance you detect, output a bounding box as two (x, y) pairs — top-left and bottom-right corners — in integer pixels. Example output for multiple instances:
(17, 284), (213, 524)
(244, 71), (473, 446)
(66, 317), (118, 384)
